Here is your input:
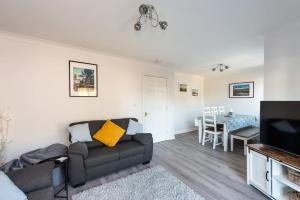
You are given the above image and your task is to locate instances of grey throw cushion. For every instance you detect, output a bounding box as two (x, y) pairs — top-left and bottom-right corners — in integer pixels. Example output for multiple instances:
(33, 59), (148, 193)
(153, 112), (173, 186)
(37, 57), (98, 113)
(68, 123), (93, 143)
(126, 119), (143, 135)
(0, 171), (27, 200)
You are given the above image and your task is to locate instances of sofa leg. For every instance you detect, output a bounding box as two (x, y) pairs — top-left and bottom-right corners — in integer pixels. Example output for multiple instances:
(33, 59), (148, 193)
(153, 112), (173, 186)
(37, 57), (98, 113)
(143, 161), (151, 165)
(72, 182), (86, 188)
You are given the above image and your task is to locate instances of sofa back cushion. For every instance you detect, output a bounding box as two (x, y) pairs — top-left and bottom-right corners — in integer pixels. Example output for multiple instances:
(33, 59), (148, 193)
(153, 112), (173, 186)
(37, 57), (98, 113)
(67, 123), (93, 143)
(69, 118), (138, 145)
(126, 119), (143, 135)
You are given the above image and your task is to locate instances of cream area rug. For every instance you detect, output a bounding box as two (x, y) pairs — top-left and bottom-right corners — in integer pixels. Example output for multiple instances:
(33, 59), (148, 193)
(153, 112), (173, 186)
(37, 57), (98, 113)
(72, 166), (204, 200)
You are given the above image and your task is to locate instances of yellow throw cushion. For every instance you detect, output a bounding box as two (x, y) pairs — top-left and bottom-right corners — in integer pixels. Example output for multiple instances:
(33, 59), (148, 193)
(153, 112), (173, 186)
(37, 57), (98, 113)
(93, 120), (125, 147)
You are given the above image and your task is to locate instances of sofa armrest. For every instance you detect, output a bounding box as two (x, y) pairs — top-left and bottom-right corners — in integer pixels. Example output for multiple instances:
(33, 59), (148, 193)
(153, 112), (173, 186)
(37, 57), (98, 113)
(133, 133), (153, 145)
(68, 153), (86, 187)
(69, 142), (88, 159)
(133, 133), (153, 163)
(7, 161), (54, 194)
(68, 142), (88, 187)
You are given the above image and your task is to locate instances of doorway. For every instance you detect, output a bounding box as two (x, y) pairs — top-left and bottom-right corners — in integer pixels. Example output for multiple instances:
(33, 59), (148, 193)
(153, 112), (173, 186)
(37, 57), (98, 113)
(142, 75), (168, 142)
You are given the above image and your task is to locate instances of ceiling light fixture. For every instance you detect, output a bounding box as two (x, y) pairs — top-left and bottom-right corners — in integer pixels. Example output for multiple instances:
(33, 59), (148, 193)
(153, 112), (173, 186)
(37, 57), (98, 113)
(134, 4), (168, 31)
(212, 64), (230, 72)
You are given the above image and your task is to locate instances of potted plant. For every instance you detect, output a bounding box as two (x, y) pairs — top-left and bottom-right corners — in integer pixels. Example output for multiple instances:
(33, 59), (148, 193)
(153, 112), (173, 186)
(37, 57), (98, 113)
(0, 112), (11, 166)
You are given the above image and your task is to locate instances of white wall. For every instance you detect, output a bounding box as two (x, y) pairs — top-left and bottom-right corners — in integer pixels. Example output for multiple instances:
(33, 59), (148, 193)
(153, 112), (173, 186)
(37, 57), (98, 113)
(0, 32), (188, 161)
(265, 25), (300, 100)
(0, 32), (205, 161)
(174, 72), (204, 134)
(203, 67), (264, 119)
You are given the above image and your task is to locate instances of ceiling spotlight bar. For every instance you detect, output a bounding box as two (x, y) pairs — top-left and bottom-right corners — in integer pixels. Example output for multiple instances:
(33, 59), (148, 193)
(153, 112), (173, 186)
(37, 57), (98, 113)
(134, 4), (168, 31)
(212, 64), (230, 72)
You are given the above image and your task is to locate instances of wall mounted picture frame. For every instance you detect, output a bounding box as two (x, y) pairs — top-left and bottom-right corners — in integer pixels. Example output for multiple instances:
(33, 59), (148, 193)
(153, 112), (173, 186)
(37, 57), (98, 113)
(179, 84), (187, 92)
(229, 82), (254, 98)
(192, 89), (198, 96)
(69, 60), (98, 97)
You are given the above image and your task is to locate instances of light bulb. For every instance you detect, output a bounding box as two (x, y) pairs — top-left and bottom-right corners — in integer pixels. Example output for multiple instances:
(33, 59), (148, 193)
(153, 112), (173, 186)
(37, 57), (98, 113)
(134, 22), (142, 31)
(159, 21), (168, 30)
(139, 4), (148, 15)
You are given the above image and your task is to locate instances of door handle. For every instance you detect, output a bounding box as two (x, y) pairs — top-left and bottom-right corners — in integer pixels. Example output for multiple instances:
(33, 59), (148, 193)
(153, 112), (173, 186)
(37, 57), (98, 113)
(266, 171), (269, 181)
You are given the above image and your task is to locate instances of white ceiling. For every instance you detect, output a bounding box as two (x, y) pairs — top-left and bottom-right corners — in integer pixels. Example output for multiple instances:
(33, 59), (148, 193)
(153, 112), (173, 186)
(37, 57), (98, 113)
(1, 0), (300, 73)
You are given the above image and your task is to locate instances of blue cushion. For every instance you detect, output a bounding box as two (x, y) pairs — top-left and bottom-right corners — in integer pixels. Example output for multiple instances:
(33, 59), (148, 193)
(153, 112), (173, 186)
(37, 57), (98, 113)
(126, 119), (143, 135)
(68, 123), (93, 143)
(0, 171), (27, 200)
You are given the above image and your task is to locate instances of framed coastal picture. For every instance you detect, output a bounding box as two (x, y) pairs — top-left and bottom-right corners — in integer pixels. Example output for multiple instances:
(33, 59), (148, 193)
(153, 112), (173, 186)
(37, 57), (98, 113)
(69, 60), (98, 97)
(192, 89), (198, 96)
(179, 84), (187, 92)
(229, 82), (254, 98)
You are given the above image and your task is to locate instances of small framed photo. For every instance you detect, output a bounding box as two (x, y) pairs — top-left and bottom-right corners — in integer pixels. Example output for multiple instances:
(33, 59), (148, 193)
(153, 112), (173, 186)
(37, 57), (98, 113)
(179, 84), (187, 92)
(192, 89), (198, 96)
(69, 60), (98, 97)
(229, 82), (254, 98)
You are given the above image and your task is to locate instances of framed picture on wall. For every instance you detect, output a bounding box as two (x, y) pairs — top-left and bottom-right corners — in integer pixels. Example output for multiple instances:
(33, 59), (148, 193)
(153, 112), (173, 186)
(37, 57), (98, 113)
(192, 89), (198, 96)
(229, 82), (254, 98)
(69, 60), (98, 97)
(179, 84), (187, 92)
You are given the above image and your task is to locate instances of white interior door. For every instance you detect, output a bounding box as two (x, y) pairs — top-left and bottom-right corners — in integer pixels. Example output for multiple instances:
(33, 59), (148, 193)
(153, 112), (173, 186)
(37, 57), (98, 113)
(143, 75), (168, 143)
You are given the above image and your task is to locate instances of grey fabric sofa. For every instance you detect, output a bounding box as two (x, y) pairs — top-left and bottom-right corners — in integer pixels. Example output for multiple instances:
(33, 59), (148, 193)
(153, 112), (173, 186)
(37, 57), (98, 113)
(68, 118), (153, 187)
(7, 161), (55, 200)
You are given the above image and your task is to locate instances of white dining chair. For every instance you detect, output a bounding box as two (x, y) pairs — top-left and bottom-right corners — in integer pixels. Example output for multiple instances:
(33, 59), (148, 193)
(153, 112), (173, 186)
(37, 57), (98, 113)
(211, 106), (218, 115)
(203, 107), (211, 114)
(218, 106), (225, 115)
(202, 107), (213, 142)
(202, 109), (224, 149)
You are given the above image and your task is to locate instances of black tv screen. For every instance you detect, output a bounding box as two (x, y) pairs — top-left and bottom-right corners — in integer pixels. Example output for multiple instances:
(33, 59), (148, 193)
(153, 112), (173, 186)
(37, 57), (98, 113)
(260, 101), (300, 156)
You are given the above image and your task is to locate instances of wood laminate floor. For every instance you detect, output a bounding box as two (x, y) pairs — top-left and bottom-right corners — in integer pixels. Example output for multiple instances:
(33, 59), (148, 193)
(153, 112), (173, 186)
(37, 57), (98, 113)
(63, 131), (268, 200)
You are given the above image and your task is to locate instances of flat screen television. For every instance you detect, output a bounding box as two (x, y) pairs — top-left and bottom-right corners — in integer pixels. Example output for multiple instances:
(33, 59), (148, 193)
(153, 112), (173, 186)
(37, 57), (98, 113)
(260, 101), (300, 156)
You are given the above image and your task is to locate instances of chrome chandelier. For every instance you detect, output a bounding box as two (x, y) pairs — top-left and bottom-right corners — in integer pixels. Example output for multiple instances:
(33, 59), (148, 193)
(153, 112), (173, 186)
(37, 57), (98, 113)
(212, 64), (230, 72)
(134, 4), (168, 31)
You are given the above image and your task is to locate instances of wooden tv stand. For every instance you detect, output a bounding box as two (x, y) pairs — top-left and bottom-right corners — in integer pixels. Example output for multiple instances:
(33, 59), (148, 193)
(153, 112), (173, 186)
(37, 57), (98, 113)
(247, 144), (300, 200)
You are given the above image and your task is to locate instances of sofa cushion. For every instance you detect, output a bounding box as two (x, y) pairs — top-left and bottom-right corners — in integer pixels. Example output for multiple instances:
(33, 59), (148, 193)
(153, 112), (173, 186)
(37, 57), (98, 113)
(86, 141), (104, 149)
(111, 119), (132, 131)
(126, 119), (143, 135)
(69, 118), (138, 135)
(118, 135), (132, 142)
(112, 119), (136, 142)
(116, 141), (145, 159)
(93, 120), (125, 147)
(67, 123), (92, 143)
(69, 118), (138, 144)
(84, 147), (119, 168)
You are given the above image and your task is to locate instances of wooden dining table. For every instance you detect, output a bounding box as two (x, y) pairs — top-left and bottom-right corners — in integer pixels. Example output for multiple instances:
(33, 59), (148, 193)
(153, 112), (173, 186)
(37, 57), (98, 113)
(195, 114), (257, 151)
